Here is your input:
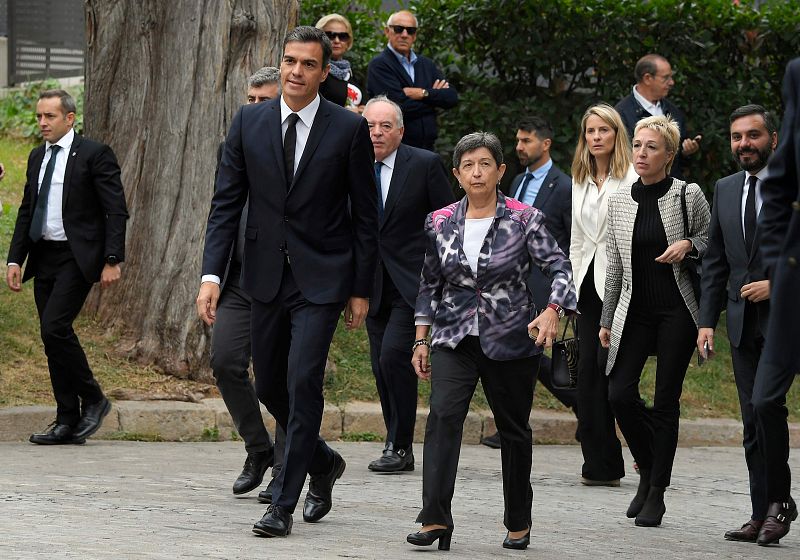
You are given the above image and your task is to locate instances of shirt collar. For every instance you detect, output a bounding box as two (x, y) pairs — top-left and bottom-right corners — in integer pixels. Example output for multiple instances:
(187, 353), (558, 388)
(378, 147), (399, 169)
(387, 43), (417, 65)
(46, 128), (75, 151)
(280, 94), (321, 128)
(633, 84), (661, 113)
(747, 166), (769, 183)
(529, 158), (552, 180)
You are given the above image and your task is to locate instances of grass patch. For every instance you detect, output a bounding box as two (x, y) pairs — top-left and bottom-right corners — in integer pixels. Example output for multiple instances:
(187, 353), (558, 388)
(341, 431), (383, 442)
(106, 431), (164, 442)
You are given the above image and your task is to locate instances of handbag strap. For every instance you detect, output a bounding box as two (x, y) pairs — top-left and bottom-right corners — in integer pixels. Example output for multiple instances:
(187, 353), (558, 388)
(557, 314), (577, 342)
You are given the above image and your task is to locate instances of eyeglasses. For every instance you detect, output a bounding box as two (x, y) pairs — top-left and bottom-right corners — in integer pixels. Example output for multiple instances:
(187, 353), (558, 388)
(325, 31), (350, 42)
(389, 25), (417, 35)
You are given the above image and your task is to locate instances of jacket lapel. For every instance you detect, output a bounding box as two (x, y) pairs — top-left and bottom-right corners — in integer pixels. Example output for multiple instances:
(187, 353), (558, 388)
(452, 196), (472, 276)
(266, 100), (287, 188)
(29, 145), (46, 209)
(381, 144), (410, 227)
(475, 191), (505, 279)
(383, 47), (414, 88)
(61, 134), (81, 211)
(290, 98), (332, 191)
(531, 168), (557, 210)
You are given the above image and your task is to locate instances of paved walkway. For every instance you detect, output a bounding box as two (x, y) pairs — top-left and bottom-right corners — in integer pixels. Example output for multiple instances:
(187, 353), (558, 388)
(1, 441), (798, 559)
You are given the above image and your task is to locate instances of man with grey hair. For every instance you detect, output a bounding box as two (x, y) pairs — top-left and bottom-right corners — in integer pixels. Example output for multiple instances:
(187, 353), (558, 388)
(208, 66), (282, 500)
(362, 95), (454, 472)
(367, 10), (458, 151)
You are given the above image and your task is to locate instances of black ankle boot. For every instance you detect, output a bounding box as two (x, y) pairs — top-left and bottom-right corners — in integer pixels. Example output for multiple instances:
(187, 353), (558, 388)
(635, 486), (666, 527)
(626, 468), (651, 518)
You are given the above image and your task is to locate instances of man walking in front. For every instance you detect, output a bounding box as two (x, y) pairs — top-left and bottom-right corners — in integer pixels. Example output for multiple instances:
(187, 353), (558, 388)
(362, 96), (454, 473)
(697, 104), (778, 543)
(6, 89), (128, 445)
(197, 27), (378, 537)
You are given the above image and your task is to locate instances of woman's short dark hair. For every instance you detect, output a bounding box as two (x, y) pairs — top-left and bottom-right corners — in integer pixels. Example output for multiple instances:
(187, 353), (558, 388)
(283, 25), (332, 67)
(453, 132), (503, 168)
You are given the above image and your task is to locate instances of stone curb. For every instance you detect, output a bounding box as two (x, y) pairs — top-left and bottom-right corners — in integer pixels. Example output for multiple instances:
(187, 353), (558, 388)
(2, 399), (799, 447)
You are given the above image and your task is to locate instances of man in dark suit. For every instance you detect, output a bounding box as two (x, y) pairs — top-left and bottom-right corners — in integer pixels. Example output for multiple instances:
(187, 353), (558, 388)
(6, 89), (127, 445)
(751, 57), (800, 547)
(206, 67), (283, 499)
(197, 27), (378, 538)
(366, 10), (458, 151)
(482, 116), (576, 449)
(362, 95), (455, 473)
(615, 54), (701, 179)
(697, 104), (778, 543)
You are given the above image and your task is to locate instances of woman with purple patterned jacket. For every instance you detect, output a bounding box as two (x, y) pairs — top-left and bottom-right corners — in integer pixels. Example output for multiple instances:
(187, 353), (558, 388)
(405, 132), (577, 552)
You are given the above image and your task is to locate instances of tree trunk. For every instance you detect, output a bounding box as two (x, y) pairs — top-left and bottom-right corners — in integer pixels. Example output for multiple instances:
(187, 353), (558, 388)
(82, 0), (298, 380)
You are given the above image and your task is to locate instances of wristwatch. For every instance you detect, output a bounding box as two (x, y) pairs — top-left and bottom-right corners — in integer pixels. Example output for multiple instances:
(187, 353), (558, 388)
(106, 255), (120, 265)
(422, 89), (429, 98)
(547, 303), (565, 319)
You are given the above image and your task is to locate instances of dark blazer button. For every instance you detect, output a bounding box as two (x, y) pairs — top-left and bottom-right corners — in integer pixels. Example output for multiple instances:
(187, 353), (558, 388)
(792, 201), (800, 211)
(788, 257), (798, 267)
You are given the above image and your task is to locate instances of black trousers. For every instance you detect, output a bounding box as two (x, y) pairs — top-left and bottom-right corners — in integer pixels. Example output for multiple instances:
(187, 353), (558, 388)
(250, 262), (342, 513)
(729, 301), (768, 520)
(211, 278), (284, 471)
(32, 242), (104, 426)
(366, 272), (417, 449)
(575, 265), (625, 481)
(752, 348), (797, 503)
(608, 304), (695, 488)
(417, 336), (538, 531)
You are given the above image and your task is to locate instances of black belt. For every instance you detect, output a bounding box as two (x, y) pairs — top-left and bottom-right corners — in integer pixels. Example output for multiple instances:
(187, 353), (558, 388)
(38, 240), (71, 249)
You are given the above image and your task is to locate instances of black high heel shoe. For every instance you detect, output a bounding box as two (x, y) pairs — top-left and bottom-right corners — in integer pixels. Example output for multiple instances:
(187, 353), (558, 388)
(407, 527), (453, 550)
(627, 468), (651, 518)
(635, 486), (666, 527)
(502, 530), (530, 550)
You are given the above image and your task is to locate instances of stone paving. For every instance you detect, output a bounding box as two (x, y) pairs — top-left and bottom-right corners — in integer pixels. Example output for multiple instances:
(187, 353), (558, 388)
(1, 441), (798, 559)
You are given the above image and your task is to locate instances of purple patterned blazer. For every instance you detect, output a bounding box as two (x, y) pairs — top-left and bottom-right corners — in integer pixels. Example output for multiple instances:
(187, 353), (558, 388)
(415, 190), (578, 361)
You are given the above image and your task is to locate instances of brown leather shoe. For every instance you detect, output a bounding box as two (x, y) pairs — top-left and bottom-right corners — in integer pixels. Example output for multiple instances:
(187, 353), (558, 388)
(724, 519), (762, 542)
(757, 499), (797, 546)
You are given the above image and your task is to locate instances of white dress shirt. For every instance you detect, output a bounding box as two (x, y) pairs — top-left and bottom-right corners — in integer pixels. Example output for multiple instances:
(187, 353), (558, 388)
(741, 167), (768, 236)
(580, 177), (607, 241)
(632, 85), (663, 116)
(377, 148), (398, 205)
(201, 95), (321, 285)
(463, 217), (494, 335)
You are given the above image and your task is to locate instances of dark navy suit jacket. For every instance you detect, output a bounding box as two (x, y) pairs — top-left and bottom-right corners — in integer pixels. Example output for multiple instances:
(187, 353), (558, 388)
(202, 96), (378, 305)
(367, 47), (458, 150)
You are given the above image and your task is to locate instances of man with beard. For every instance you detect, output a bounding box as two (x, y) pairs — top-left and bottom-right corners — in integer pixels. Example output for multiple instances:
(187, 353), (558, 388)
(697, 104), (778, 543)
(483, 116), (576, 449)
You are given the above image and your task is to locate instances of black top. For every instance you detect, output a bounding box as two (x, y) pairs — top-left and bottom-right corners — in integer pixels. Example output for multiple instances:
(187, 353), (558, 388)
(630, 176), (684, 308)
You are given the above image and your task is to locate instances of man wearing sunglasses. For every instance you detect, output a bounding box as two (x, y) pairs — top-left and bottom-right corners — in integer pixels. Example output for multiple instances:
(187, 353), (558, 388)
(367, 10), (458, 152)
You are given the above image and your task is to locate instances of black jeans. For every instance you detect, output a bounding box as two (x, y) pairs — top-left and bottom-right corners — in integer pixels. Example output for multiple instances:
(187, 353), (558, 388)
(608, 304), (695, 487)
(33, 242), (104, 426)
(576, 264), (625, 481)
(417, 336), (538, 532)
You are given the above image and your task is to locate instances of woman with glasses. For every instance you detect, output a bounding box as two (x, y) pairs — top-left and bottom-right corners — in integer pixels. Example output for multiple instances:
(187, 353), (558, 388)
(315, 14), (364, 112)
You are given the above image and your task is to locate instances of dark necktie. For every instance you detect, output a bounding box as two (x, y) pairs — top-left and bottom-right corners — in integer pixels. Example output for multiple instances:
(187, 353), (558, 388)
(374, 161), (384, 221)
(29, 144), (62, 242)
(516, 172), (533, 202)
(283, 113), (300, 187)
(744, 175), (757, 255)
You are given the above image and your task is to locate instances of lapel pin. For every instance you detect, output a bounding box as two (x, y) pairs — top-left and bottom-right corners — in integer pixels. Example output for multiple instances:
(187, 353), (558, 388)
(72, 152), (77, 156)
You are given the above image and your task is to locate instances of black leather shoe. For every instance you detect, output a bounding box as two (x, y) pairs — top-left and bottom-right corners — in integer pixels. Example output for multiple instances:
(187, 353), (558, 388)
(481, 432), (501, 449)
(258, 477), (278, 504)
(72, 397), (111, 439)
(757, 498), (797, 546)
(635, 486), (666, 527)
(233, 449), (274, 495)
(407, 527), (453, 550)
(724, 519), (763, 542)
(253, 504), (293, 537)
(368, 444), (414, 473)
(503, 530), (531, 550)
(627, 468), (651, 518)
(302, 450), (346, 522)
(29, 422), (86, 445)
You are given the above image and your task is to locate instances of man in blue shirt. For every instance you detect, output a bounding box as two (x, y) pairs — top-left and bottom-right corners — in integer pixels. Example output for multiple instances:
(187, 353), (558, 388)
(367, 10), (458, 151)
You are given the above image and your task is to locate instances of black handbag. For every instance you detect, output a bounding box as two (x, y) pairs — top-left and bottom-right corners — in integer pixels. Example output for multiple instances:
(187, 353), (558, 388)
(551, 316), (579, 389)
(680, 182), (702, 301)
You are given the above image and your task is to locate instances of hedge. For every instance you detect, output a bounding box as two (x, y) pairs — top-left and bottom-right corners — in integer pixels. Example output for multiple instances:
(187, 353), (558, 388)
(301, 0), (800, 192)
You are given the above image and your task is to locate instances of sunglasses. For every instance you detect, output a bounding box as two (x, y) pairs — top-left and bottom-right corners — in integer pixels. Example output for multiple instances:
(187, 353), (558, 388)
(325, 31), (350, 42)
(389, 25), (417, 35)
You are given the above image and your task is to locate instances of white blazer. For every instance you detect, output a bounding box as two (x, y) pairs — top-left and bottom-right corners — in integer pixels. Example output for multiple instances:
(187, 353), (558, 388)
(569, 164), (639, 300)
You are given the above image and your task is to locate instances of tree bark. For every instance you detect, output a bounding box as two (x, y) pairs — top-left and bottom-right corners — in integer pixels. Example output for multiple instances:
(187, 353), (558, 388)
(82, 0), (298, 380)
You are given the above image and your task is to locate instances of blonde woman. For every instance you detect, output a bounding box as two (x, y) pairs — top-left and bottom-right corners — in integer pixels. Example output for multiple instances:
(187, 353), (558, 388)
(600, 115), (710, 527)
(570, 103), (638, 488)
(315, 13), (364, 111)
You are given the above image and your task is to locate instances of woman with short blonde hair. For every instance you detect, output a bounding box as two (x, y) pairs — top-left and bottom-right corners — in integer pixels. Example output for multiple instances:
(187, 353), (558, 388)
(315, 13), (364, 111)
